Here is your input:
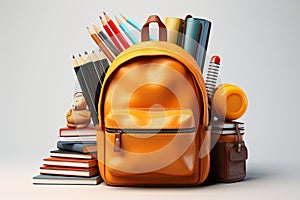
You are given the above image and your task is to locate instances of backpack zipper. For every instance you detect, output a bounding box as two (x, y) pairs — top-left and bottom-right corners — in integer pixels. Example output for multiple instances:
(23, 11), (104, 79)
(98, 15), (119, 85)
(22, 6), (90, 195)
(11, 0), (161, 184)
(106, 127), (195, 152)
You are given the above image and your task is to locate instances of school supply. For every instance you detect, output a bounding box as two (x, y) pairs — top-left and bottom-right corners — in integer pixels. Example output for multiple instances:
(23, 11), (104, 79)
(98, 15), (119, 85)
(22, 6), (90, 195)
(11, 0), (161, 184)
(183, 17), (211, 72)
(50, 149), (96, 159)
(210, 121), (248, 182)
(59, 126), (96, 137)
(92, 23), (120, 57)
(99, 16), (124, 52)
(59, 135), (96, 142)
(115, 15), (139, 44)
(39, 166), (99, 177)
(205, 55), (221, 102)
(164, 17), (183, 44)
(212, 84), (248, 121)
(104, 12), (130, 49)
(72, 55), (98, 125)
(87, 27), (114, 62)
(32, 174), (101, 185)
(43, 157), (97, 168)
(57, 141), (97, 153)
(97, 15), (210, 186)
(195, 18), (211, 72)
(121, 14), (156, 41)
(183, 18), (202, 58)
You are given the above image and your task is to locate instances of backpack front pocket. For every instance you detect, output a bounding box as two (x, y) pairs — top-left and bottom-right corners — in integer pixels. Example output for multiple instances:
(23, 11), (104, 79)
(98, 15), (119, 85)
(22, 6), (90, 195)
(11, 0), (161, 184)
(103, 109), (198, 179)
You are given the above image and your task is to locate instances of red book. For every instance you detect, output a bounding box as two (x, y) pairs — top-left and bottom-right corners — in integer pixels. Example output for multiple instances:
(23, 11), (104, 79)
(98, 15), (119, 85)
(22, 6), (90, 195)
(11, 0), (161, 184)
(40, 165), (99, 177)
(59, 127), (96, 137)
(43, 157), (97, 168)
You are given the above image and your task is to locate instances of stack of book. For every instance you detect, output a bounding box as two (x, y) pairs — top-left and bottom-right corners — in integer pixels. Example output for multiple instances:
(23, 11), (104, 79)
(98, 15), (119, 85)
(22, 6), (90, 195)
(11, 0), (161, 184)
(33, 127), (101, 185)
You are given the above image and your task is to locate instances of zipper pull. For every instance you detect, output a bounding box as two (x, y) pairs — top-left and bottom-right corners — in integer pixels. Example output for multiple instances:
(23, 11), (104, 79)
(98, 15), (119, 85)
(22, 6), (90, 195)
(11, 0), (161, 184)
(113, 129), (122, 152)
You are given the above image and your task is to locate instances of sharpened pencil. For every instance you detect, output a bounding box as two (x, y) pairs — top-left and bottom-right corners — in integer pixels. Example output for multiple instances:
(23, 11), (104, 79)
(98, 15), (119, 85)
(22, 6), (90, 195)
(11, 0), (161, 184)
(72, 54), (99, 126)
(115, 15), (138, 44)
(87, 26), (114, 62)
(99, 16), (123, 52)
(104, 12), (130, 48)
(121, 14), (155, 41)
(92, 23), (120, 57)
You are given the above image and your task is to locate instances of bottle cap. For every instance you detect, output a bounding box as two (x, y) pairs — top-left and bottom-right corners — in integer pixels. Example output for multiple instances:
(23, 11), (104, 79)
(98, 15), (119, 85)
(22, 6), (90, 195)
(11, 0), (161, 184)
(213, 84), (248, 120)
(210, 55), (221, 64)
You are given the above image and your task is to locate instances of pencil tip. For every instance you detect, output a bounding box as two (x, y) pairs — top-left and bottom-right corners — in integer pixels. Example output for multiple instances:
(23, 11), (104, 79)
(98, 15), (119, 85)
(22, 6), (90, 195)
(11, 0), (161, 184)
(86, 26), (89, 29)
(103, 11), (106, 15)
(99, 16), (102, 19)
(92, 50), (95, 53)
(72, 55), (75, 58)
(79, 54), (82, 57)
(84, 51), (88, 54)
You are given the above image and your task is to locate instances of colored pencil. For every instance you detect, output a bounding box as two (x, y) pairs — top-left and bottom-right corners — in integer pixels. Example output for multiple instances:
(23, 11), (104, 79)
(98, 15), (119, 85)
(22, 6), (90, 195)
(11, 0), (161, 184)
(103, 12), (130, 48)
(121, 14), (155, 41)
(99, 16), (123, 52)
(72, 55), (98, 125)
(87, 26), (114, 62)
(84, 51), (103, 111)
(92, 23), (120, 57)
(115, 16), (138, 44)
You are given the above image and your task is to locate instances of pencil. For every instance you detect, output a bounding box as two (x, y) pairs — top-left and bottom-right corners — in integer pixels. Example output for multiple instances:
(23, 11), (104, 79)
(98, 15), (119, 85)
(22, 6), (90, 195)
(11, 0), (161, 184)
(103, 12), (130, 48)
(87, 26), (114, 62)
(115, 16), (138, 44)
(89, 50), (105, 83)
(84, 51), (102, 110)
(72, 55), (79, 67)
(99, 16), (123, 52)
(121, 14), (155, 41)
(92, 23), (120, 57)
(73, 54), (99, 125)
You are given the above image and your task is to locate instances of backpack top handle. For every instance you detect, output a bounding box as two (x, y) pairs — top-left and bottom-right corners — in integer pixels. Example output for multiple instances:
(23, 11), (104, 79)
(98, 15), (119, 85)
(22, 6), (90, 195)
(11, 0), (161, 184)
(141, 15), (167, 42)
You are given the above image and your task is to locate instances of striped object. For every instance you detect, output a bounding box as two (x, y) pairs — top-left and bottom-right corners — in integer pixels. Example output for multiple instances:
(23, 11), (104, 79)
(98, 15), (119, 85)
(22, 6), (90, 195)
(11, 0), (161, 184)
(205, 55), (221, 100)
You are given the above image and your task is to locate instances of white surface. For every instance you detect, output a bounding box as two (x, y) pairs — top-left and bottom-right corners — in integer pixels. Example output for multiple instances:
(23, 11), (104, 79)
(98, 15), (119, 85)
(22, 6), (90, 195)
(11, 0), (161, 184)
(2, 161), (299, 199)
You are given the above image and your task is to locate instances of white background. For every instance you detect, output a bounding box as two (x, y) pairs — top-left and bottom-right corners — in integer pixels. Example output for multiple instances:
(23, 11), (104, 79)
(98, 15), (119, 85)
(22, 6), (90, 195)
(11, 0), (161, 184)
(0, 0), (299, 199)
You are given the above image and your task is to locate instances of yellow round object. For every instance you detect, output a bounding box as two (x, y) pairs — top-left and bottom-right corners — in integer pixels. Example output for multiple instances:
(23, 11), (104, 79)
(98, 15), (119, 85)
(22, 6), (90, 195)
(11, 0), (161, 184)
(213, 84), (248, 120)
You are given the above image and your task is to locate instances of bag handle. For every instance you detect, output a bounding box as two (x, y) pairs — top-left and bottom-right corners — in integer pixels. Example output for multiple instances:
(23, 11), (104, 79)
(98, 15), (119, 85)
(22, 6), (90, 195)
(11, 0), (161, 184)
(180, 14), (193, 47)
(234, 122), (243, 152)
(141, 15), (167, 42)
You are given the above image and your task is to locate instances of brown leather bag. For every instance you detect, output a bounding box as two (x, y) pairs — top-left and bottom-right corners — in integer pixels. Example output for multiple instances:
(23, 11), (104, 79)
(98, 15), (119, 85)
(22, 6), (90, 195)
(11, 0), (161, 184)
(210, 122), (248, 182)
(97, 15), (211, 186)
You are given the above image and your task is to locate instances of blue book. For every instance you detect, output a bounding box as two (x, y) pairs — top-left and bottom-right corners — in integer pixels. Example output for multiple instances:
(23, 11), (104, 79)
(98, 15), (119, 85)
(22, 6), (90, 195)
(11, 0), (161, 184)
(183, 17), (211, 72)
(57, 141), (97, 153)
(183, 18), (202, 58)
(195, 18), (211, 72)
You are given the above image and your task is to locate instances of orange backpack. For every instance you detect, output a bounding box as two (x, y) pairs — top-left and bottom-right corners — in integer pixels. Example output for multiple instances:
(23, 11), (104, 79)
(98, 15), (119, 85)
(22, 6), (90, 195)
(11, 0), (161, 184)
(97, 15), (210, 186)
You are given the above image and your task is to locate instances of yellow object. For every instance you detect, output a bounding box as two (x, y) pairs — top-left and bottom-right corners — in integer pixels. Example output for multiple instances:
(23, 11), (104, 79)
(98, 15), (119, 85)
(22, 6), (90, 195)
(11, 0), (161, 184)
(165, 17), (182, 44)
(97, 41), (210, 186)
(97, 15), (210, 186)
(213, 84), (248, 121)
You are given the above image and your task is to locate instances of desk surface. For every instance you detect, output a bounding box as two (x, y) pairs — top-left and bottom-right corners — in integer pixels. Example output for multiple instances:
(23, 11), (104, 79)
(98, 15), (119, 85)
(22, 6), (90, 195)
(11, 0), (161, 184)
(2, 161), (299, 200)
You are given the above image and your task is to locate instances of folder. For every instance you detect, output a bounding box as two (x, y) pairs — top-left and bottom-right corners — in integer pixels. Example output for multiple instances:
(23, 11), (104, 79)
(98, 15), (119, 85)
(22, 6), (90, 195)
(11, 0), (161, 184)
(183, 17), (211, 72)
(183, 18), (202, 58)
(195, 18), (211, 72)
